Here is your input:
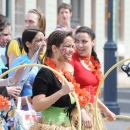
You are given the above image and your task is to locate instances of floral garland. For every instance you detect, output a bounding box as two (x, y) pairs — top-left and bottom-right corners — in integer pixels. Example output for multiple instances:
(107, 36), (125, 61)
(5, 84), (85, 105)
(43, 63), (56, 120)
(75, 51), (103, 95)
(45, 57), (90, 106)
(0, 95), (9, 108)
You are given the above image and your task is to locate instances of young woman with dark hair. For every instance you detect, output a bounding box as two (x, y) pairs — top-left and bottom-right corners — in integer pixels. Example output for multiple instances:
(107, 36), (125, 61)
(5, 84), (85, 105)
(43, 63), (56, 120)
(70, 26), (115, 129)
(31, 30), (78, 129)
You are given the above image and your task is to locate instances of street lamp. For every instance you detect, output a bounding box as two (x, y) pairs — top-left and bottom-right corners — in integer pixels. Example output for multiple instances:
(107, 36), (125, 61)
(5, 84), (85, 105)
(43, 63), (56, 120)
(103, 0), (120, 115)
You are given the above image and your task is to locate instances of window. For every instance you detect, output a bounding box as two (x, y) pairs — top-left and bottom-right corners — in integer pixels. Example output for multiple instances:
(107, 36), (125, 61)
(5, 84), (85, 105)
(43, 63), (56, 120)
(71, 0), (80, 28)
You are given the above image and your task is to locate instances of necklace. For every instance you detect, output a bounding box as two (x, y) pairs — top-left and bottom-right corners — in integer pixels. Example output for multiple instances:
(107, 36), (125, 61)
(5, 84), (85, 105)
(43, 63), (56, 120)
(75, 51), (103, 95)
(45, 57), (90, 106)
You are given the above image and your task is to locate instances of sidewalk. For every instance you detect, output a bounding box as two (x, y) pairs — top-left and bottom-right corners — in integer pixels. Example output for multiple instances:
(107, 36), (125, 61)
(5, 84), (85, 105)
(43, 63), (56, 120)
(118, 72), (130, 88)
(105, 119), (130, 130)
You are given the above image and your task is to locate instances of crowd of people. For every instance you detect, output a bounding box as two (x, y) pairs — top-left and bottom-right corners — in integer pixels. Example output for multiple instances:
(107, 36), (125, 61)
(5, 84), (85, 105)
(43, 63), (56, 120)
(0, 3), (116, 130)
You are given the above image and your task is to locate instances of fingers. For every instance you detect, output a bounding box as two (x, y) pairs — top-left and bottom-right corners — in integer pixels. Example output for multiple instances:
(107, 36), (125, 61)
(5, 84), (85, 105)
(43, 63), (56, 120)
(11, 87), (21, 98)
(83, 120), (92, 128)
(107, 115), (116, 121)
(14, 89), (21, 96)
(68, 82), (75, 91)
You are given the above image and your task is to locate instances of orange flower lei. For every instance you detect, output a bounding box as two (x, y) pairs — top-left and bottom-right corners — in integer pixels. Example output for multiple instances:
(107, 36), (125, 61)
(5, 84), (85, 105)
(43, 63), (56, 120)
(0, 95), (9, 108)
(45, 57), (90, 106)
(75, 51), (103, 95)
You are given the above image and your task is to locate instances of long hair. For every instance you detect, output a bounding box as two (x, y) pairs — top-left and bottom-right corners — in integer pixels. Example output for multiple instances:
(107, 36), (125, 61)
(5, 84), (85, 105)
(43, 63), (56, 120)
(22, 28), (45, 53)
(75, 26), (100, 64)
(0, 14), (11, 31)
(46, 30), (74, 58)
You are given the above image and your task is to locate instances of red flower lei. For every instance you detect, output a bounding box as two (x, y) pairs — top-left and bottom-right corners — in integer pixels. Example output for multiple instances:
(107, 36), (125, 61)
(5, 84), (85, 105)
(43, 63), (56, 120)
(45, 57), (90, 106)
(75, 51), (103, 95)
(0, 95), (9, 108)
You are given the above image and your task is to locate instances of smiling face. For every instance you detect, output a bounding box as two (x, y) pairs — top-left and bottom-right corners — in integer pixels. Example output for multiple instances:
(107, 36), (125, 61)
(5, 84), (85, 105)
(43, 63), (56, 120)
(0, 25), (11, 47)
(54, 36), (75, 62)
(75, 32), (95, 57)
(27, 32), (46, 55)
(25, 12), (39, 29)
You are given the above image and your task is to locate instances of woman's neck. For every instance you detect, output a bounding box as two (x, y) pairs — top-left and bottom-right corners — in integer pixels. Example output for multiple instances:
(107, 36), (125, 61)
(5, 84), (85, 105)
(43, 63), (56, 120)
(27, 52), (35, 60)
(51, 57), (65, 69)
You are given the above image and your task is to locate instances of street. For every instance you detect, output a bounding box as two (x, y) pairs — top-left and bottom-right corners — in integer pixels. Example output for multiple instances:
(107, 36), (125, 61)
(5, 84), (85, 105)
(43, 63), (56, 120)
(100, 87), (130, 130)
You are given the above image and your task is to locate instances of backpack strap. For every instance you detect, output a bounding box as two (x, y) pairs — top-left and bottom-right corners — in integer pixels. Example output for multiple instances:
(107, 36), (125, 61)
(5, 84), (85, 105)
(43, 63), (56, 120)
(15, 37), (23, 54)
(5, 37), (23, 72)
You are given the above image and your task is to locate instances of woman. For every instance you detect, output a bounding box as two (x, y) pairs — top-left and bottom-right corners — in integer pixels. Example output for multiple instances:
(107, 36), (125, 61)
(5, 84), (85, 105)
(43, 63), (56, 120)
(31, 30), (79, 129)
(7, 9), (46, 68)
(70, 26), (115, 129)
(0, 14), (11, 75)
(7, 28), (46, 129)
(0, 14), (22, 99)
(9, 28), (46, 104)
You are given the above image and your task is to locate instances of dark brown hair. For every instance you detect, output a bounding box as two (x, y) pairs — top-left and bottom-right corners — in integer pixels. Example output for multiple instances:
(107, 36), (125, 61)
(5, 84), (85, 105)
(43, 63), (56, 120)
(76, 26), (100, 64)
(22, 28), (45, 53)
(0, 14), (11, 31)
(47, 30), (74, 57)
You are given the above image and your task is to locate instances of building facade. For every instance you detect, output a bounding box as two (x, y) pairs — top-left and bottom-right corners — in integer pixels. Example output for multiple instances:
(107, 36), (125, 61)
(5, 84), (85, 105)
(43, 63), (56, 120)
(0, 0), (130, 86)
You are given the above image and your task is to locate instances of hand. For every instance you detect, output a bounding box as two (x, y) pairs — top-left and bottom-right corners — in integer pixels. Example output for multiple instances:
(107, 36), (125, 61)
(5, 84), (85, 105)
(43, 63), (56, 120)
(60, 82), (75, 96)
(81, 109), (93, 128)
(104, 109), (116, 121)
(6, 86), (22, 98)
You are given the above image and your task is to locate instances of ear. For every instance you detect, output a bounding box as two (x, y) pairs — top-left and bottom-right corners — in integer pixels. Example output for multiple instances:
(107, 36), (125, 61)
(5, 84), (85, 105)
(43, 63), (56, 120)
(70, 12), (72, 17)
(25, 41), (31, 48)
(92, 39), (96, 47)
(52, 45), (58, 53)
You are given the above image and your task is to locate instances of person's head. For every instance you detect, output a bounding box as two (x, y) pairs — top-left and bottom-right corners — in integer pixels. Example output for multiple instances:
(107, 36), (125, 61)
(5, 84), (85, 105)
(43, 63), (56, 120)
(47, 30), (75, 62)
(75, 26), (100, 63)
(22, 28), (46, 55)
(0, 14), (11, 47)
(57, 3), (72, 24)
(25, 9), (46, 32)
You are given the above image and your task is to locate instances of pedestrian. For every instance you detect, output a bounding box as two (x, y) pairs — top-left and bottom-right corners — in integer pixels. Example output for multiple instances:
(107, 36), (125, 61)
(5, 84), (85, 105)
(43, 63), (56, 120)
(30, 30), (85, 129)
(70, 26), (115, 129)
(56, 3), (80, 33)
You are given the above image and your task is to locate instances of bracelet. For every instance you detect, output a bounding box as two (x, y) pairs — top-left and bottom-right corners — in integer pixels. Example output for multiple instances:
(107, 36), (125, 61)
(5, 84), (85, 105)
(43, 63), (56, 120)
(7, 77), (15, 86)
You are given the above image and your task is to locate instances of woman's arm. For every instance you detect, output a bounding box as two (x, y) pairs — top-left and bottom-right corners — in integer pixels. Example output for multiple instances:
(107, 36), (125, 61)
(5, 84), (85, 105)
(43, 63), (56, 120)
(32, 82), (74, 112)
(0, 76), (15, 87)
(98, 99), (115, 121)
(0, 65), (24, 87)
(32, 90), (63, 112)
(9, 52), (18, 68)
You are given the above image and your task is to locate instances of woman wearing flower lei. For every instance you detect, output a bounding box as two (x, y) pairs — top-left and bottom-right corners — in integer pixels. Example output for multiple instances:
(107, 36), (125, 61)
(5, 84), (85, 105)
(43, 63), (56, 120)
(31, 30), (91, 129)
(70, 26), (116, 129)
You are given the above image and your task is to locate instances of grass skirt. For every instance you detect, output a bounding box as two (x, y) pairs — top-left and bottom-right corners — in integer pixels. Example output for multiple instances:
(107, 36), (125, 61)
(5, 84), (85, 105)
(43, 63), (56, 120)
(29, 103), (105, 130)
(71, 103), (106, 130)
(29, 118), (76, 130)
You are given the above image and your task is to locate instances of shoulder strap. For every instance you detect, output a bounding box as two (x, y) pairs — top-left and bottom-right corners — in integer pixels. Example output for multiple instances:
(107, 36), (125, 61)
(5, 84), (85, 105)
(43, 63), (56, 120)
(15, 37), (23, 54)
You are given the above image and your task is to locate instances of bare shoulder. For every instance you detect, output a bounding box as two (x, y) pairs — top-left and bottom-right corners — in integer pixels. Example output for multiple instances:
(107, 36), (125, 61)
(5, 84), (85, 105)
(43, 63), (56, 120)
(64, 62), (74, 76)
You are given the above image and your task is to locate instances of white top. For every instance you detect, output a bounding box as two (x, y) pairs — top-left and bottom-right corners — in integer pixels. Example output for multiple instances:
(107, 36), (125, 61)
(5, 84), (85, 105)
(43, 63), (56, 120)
(0, 47), (7, 65)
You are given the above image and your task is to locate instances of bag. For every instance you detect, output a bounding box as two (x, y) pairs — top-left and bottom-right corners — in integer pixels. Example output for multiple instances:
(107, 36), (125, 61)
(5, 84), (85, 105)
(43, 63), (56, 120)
(14, 97), (37, 130)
